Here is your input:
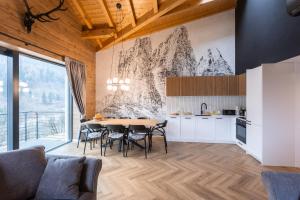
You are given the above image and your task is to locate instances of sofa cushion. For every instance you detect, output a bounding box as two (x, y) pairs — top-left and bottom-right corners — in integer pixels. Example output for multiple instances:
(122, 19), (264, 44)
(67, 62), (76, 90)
(0, 146), (47, 200)
(261, 171), (300, 200)
(35, 156), (86, 200)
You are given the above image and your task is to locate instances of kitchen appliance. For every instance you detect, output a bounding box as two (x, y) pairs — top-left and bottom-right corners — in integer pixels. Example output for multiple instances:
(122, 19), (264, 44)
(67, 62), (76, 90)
(287, 0), (300, 16)
(239, 108), (246, 116)
(236, 117), (247, 144)
(222, 109), (236, 115)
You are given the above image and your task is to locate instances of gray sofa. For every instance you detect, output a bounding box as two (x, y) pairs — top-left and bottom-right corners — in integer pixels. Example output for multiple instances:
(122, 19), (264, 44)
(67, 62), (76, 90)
(0, 146), (102, 200)
(262, 171), (300, 200)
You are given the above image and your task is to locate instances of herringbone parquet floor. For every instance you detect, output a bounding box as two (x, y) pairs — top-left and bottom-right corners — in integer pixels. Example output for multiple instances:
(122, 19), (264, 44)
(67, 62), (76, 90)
(51, 138), (300, 200)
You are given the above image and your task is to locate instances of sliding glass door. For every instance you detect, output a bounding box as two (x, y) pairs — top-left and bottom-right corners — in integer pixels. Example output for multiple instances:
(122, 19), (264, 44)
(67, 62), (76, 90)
(0, 54), (8, 151)
(19, 55), (71, 151)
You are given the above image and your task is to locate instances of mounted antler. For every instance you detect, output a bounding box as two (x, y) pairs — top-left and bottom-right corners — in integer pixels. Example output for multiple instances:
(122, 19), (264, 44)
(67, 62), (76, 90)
(23, 0), (67, 33)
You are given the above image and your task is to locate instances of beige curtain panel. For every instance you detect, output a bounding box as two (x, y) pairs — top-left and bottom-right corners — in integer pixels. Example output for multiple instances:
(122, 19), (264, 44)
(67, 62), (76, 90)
(65, 57), (86, 119)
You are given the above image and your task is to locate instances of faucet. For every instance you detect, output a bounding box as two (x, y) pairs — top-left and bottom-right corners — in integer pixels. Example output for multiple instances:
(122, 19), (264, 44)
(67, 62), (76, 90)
(201, 103), (207, 115)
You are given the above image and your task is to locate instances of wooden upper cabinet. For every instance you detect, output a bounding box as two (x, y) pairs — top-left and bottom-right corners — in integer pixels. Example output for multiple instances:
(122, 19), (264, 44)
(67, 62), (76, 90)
(228, 76), (239, 96)
(166, 75), (245, 96)
(214, 76), (229, 96)
(166, 77), (181, 96)
(238, 73), (246, 96)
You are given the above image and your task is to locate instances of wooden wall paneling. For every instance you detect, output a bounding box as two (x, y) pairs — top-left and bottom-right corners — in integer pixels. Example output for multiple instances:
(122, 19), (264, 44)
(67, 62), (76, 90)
(166, 77), (181, 96)
(238, 73), (246, 96)
(214, 76), (228, 96)
(0, 0), (96, 126)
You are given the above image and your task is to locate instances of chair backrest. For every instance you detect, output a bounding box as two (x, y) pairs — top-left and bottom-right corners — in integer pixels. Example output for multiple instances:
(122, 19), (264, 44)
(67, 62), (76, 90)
(106, 125), (126, 133)
(157, 120), (168, 128)
(129, 125), (147, 134)
(137, 117), (148, 119)
(85, 123), (103, 132)
(119, 116), (131, 119)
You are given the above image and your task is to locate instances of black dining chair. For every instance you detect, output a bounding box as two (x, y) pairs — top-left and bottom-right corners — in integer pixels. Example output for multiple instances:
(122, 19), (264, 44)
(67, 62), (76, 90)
(149, 120), (168, 154)
(104, 125), (127, 157)
(80, 123), (107, 155)
(84, 123), (108, 155)
(127, 125), (149, 159)
(77, 118), (89, 148)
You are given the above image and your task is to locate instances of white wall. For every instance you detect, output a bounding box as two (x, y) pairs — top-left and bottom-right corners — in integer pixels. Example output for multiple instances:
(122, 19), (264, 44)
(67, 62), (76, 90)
(95, 10), (235, 119)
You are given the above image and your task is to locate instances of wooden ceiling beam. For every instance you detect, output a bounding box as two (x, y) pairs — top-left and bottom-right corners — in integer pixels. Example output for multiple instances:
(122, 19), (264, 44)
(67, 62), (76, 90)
(96, 0), (115, 28)
(100, 0), (188, 50)
(153, 0), (159, 13)
(127, 0), (137, 27)
(71, 0), (104, 49)
(81, 28), (116, 39)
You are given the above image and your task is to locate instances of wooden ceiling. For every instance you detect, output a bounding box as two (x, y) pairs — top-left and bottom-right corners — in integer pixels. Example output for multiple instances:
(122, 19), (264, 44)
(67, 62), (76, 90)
(68, 0), (236, 51)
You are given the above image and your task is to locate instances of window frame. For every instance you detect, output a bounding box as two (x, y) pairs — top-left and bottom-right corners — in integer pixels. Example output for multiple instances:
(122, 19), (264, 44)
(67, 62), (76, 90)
(0, 48), (73, 152)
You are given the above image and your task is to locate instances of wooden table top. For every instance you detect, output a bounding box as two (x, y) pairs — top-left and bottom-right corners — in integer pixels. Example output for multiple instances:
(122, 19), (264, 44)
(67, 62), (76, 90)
(85, 118), (159, 127)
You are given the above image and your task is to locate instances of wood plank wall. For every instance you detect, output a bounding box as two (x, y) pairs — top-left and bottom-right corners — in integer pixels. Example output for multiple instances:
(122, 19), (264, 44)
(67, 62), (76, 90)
(0, 0), (96, 120)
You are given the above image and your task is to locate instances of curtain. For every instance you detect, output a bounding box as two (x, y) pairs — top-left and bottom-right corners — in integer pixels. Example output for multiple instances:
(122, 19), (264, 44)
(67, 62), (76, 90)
(65, 57), (86, 119)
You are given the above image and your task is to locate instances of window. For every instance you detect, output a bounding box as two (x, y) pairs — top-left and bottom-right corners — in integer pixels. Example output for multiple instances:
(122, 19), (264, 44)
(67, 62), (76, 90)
(19, 55), (71, 151)
(0, 54), (8, 151)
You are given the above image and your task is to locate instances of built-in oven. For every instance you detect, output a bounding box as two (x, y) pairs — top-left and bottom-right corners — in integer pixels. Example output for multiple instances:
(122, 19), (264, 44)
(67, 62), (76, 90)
(236, 117), (246, 144)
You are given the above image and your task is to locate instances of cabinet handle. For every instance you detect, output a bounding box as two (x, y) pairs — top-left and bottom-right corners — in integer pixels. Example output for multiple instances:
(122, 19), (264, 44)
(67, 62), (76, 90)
(185, 117), (191, 119)
(216, 118), (223, 120)
(170, 117), (177, 119)
(202, 118), (208, 119)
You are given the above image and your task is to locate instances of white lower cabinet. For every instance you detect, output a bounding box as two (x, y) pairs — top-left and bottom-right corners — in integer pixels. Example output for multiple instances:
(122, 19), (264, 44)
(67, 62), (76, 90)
(180, 116), (196, 141)
(215, 117), (231, 142)
(166, 116), (181, 141)
(246, 124), (262, 161)
(166, 115), (236, 143)
(195, 117), (215, 141)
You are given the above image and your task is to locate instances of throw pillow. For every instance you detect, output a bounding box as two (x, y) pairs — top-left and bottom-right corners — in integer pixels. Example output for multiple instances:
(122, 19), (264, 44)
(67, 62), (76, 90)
(35, 156), (86, 200)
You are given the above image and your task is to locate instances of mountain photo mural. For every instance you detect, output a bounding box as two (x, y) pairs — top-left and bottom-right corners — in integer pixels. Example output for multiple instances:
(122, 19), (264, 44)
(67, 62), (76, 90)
(96, 11), (235, 119)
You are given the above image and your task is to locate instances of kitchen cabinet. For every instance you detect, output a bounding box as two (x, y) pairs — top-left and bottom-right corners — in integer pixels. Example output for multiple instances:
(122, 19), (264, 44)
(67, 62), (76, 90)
(195, 117), (215, 141)
(167, 115), (237, 143)
(214, 76), (229, 96)
(166, 116), (181, 141)
(180, 116), (196, 140)
(246, 68), (262, 126)
(215, 117), (231, 141)
(246, 124), (262, 162)
(166, 75), (244, 96)
(166, 77), (181, 96)
(238, 73), (246, 96)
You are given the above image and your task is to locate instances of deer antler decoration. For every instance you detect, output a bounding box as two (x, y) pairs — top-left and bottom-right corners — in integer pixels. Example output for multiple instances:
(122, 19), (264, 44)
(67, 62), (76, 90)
(23, 0), (67, 33)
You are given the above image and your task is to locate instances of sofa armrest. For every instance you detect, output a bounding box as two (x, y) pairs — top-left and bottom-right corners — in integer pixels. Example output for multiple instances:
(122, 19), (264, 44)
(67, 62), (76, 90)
(261, 171), (300, 200)
(46, 155), (102, 193)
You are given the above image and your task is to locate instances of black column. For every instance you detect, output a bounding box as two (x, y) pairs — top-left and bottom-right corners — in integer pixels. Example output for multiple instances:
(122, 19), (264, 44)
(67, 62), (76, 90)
(7, 51), (19, 150)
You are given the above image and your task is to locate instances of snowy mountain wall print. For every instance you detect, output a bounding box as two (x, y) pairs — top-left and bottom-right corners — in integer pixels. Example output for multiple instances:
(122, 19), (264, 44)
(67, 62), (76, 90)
(96, 10), (235, 120)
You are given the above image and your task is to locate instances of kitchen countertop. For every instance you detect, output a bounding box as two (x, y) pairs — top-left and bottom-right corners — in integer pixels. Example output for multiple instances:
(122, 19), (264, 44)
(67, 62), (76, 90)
(168, 115), (240, 118)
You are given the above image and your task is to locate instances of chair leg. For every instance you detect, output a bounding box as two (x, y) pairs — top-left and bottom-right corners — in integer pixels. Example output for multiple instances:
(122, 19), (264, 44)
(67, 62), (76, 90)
(104, 138), (109, 156)
(144, 138), (147, 159)
(126, 140), (130, 157)
(100, 135), (103, 156)
(77, 130), (82, 148)
(83, 138), (87, 154)
(163, 134), (168, 154)
(122, 139), (126, 157)
(90, 140), (92, 150)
